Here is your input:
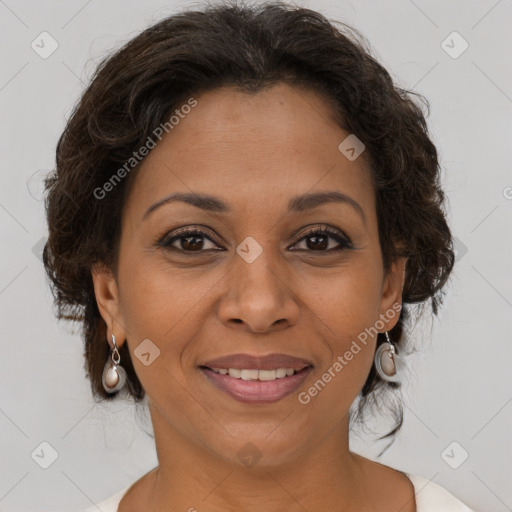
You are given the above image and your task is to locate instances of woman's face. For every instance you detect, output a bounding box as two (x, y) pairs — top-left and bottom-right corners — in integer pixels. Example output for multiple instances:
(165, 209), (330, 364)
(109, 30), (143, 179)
(93, 82), (406, 468)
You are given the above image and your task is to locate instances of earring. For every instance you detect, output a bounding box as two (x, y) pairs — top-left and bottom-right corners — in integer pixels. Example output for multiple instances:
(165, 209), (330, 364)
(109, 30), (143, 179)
(102, 334), (127, 393)
(374, 331), (401, 383)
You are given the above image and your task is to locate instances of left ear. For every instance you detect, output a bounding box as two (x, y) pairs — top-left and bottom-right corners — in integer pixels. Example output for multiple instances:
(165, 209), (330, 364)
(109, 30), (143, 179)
(377, 256), (408, 331)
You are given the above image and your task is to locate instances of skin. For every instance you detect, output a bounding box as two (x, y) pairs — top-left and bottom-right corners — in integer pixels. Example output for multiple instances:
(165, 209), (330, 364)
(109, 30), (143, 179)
(92, 82), (413, 511)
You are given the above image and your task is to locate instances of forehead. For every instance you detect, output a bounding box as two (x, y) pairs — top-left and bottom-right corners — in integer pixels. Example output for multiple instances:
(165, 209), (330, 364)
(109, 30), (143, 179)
(123, 83), (374, 222)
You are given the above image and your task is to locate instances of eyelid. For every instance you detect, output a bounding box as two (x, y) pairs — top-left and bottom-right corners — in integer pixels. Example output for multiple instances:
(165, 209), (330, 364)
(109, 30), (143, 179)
(288, 224), (352, 250)
(157, 223), (352, 253)
(157, 225), (224, 249)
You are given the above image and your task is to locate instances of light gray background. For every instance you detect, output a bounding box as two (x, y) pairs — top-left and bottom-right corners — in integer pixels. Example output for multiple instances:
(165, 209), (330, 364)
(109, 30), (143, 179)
(1, 1), (511, 511)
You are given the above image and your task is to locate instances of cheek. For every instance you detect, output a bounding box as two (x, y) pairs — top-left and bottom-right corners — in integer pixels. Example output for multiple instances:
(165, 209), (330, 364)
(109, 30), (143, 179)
(118, 246), (194, 332)
(302, 277), (379, 414)
(298, 258), (382, 387)
(117, 252), (222, 374)
(302, 258), (383, 338)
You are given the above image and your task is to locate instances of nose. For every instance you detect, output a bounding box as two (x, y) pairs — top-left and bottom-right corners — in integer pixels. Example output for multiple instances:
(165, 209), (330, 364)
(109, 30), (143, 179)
(218, 247), (300, 334)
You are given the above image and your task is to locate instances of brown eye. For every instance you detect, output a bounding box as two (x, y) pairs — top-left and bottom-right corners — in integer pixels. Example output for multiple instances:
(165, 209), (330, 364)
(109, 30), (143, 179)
(291, 226), (352, 252)
(177, 233), (206, 251)
(159, 228), (221, 252)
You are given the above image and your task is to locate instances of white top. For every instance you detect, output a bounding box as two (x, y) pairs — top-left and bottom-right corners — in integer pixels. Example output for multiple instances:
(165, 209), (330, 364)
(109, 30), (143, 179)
(83, 472), (475, 511)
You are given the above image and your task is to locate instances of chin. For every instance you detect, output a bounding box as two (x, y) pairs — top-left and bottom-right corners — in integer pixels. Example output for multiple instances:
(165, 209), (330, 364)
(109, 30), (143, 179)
(203, 428), (309, 469)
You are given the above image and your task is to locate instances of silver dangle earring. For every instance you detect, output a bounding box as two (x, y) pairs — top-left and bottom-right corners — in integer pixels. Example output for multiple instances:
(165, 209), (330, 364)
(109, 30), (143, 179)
(374, 331), (401, 383)
(102, 334), (127, 393)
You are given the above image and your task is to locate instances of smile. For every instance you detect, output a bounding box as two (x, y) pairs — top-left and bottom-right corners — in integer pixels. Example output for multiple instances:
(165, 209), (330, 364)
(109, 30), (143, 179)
(200, 365), (313, 403)
(210, 367), (297, 380)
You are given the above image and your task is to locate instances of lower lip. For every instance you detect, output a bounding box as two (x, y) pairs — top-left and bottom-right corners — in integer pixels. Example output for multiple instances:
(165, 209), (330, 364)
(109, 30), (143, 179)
(200, 366), (313, 404)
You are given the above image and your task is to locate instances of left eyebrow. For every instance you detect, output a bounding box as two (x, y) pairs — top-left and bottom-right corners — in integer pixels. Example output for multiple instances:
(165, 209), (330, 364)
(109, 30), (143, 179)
(142, 190), (365, 225)
(287, 191), (366, 224)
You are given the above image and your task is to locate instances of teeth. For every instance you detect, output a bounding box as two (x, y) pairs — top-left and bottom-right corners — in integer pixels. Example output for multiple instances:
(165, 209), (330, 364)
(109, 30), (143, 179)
(276, 368), (287, 378)
(210, 367), (298, 380)
(240, 369), (259, 380)
(258, 370), (276, 381)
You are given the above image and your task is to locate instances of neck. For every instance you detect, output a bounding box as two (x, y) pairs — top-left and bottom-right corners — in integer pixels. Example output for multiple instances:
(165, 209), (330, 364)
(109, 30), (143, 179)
(139, 401), (371, 512)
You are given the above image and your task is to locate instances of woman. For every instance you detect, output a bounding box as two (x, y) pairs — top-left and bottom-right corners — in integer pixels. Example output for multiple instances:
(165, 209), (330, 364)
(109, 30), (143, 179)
(42, 1), (475, 510)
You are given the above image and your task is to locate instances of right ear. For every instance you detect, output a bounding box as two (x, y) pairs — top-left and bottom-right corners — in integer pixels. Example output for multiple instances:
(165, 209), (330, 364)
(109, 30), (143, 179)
(91, 264), (127, 349)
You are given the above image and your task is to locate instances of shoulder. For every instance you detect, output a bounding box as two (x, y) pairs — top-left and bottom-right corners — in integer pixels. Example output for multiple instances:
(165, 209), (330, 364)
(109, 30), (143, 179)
(404, 473), (475, 512)
(81, 485), (131, 512)
(80, 470), (475, 512)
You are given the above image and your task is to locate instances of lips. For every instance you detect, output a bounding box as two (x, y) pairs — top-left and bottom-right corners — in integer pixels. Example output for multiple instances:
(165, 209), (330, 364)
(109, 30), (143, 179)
(200, 353), (313, 371)
(199, 353), (314, 404)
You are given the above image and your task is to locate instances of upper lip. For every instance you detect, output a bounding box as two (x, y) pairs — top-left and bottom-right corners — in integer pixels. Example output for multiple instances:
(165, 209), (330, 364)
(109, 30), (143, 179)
(200, 353), (313, 371)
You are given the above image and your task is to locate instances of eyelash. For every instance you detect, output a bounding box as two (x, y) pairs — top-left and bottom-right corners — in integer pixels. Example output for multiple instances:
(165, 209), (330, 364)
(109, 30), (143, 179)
(156, 224), (353, 254)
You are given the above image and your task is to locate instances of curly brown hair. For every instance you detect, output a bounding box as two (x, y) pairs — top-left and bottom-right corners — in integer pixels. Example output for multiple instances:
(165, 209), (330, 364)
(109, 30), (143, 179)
(42, 0), (454, 450)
